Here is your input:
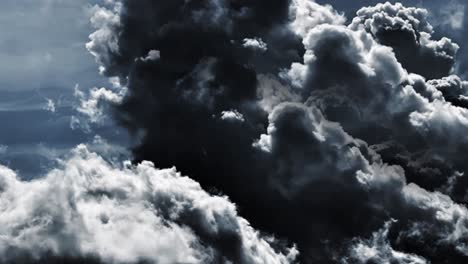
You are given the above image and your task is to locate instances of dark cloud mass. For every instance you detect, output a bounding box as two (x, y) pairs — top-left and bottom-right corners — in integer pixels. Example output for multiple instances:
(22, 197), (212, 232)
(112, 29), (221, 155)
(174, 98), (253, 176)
(5, 0), (468, 263)
(80, 0), (468, 263)
(350, 2), (459, 79)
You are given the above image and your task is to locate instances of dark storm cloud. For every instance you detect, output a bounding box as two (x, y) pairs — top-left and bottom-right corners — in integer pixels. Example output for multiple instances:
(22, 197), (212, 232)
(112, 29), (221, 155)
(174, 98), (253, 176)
(316, 0), (468, 79)
(5, 0), (468, 263)
(349, 2), (459, 79)
(254, 102), (468, 263)
(282, 2), (468, 261)
(86, 0), (302, 212)
(81, 0), (468, 263)
(285, 2), (468, 201)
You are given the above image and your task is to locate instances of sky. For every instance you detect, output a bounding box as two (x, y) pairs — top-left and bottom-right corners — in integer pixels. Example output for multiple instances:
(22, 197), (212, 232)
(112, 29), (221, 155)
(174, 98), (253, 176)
(0, 0), (128, 179)
(0, 0), (106, 91)
(2, 0), (468, 263)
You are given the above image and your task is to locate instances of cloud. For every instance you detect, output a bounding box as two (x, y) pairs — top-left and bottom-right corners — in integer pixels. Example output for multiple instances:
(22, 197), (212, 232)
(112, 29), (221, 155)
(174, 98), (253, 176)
(282, 4), (468, 206)
(79, 0), (468, 262)
(253, 102), (468, 262)
(139, 50), (160, 62)
(242, 38), (268, 52)
(289, 0), (346, 38)
(0, 0), (106, 91)
(73, 84), (125, 129)
(427, 75), (468, 107)
(220, 110), (245, 122)
(44, 98), (56, 113)
(438, 0), (465, 31)
(344, 220), (428, 264)
(0, 145), (297, 264)
(86, 2), (122, 75)
(350, 2), (459, 79)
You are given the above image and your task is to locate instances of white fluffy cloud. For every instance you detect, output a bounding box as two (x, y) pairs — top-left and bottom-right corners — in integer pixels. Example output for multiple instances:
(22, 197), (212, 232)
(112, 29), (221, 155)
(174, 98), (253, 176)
(349, 2), (459, 80)
(44, 98), (56, 113)
(289, 0), (345, 38)
(220, 109), (245, 122)
(0, 145), (297, 263)
(140, 50), (161, 62)
(242, 38), (268, 52)
(345, 221), (428, 264)
(350, 2), (433, 37)
(86, 2), (122, 75)
(72, 83), (126, 132)
(75, 86), (124, 122)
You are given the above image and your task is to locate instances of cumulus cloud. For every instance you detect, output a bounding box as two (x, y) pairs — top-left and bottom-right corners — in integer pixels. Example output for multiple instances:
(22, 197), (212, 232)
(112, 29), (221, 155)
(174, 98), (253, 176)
(428, 75), (468, 107)
(86, 2), (122, 75)
(289, 0), (345, 38)
(242, 38), (268, 52)
(70, 0), (468, 263)
(256, 74), (301, 113)
(282, 3), (468, 205)
(344, 221), (428, 264)
(0, 145), (297, 264)
(73, 84), (125, 128)
(253, 102), (468, 262)
(350, 2), (459, 79)
(220, 110), (245, 122)
(139, 50), (160, 62)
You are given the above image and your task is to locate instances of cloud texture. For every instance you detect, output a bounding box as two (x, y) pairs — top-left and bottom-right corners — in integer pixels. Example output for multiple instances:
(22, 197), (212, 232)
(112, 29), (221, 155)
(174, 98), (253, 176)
(0, 145), (297, 264)
(83, 0), (468, 262)
(4, 0), (468, 263)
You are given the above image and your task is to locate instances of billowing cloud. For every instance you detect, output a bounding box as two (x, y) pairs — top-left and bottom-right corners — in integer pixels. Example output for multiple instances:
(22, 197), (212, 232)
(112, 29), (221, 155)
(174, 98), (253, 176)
(284, 2), (468, 207)
(289, 0), (346, 38)
(9, 0), (468, 263)
(242, 38), (268, 52)
(349, 2), (459, 79)
(344, 221), (428, 264)
(253, 102), (468, 262)
(0, 145), (297, 264)
(220, 109), (245, 122)
(139, 50), (161, 62)
(428, 75), (468, 107)
(74, 85), (125, 125)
